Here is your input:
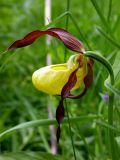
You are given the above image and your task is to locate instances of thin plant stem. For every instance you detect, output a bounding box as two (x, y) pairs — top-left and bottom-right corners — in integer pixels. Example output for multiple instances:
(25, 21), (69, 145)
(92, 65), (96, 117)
(75, 124), (94, 160)
(43, 11), (70, 29)
(108, 0), (112, 23)
(64, 1), (76, 159)
(90, 0), (111, 32)
(65, 0), (70, 30)
(108, 93), (117, 160)
(85, 51), (118, 160)
(97, 27), (120, 49)
(0, 51), (16, 72)
(65, 100), (77, 160)
(43, 11), (91, 51)
(69, 13), (92, 50)
(64, 0), (70, 62)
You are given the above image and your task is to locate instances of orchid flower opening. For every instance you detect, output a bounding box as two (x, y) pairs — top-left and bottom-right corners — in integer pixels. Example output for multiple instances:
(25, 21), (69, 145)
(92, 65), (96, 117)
(7, 28), (94, 143)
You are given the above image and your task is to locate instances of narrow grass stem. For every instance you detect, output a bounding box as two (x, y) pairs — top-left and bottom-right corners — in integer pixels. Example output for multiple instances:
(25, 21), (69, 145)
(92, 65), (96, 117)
(69, 13), (92, 50)
(43, 11), (70, 29)
(64, 0), (71, 62)
(65, 100), (77, 160)
(108, 0), (112, 23)
(64, 2), (76, 159)
(85, 51), (117, 160)
(108, 93), (116, 160)
(65, 0), (70, 30)
(97, 27), (120, 49)
(90, 0), (111, 33)
(85, 51), (114, 83)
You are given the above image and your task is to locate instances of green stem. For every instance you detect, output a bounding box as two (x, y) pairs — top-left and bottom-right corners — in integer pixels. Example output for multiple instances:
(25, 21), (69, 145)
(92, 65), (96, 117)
(43, 10), (91, 50)
(65, 0), (70, 30)
(97, 27), (120, 49)
(107, 0), (112, 23)
(108, 93), (116, 159)
(64, 2), (76, 160)
(85, 51), (117, 160)
(64, 0), (71, 62)
(90, 0), (111, 33)
(85, 51), (114, 83)
(43, 11), (70, 29)
(69, 13), (92, 50)
(65, 100), (77, 160)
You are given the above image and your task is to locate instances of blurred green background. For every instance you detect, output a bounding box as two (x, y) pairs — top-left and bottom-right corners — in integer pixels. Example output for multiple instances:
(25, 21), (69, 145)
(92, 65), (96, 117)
(0, 0), (120, 160)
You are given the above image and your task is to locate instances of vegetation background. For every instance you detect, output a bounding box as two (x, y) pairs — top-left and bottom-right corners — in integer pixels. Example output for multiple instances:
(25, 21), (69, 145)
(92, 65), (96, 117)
(0, 0), (120, 159)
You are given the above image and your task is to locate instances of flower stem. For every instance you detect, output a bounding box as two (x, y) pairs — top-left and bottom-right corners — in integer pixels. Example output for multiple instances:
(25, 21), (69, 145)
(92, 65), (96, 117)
(64, 0), (71, 62)
(85, 51), (117, 160)
(64, 2), (76, 159)
(65, 100), (77, 160)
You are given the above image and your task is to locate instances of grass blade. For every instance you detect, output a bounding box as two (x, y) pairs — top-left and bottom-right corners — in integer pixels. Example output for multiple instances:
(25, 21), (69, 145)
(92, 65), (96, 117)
(97, 27), (120, 49)
(0, 115), (100, 139)
(90, 0), (111, 32)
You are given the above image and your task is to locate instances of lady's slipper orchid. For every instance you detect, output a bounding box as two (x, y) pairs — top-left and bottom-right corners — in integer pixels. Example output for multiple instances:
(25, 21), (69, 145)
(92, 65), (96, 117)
(7, 28), (94, 143)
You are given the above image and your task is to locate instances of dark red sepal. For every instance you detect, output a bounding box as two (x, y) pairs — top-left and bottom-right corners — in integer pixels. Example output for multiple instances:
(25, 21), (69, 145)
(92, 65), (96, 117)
(66, 59), (94, 99)
(61, 67), (79, 98)
(56, 98), (64, 143)
(56, 65), (80, 143)
(84, 59), (94, 89)
(7, 30), (44, 51)
(56, 98), (65, 124)
(67, 88), (87, 99)
(56, 125), (61, 143)
(7, 28), (84, 53)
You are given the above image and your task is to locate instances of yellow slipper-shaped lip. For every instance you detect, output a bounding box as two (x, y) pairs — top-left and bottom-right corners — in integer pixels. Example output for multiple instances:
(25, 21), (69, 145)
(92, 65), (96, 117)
(32, 55), (87, 95)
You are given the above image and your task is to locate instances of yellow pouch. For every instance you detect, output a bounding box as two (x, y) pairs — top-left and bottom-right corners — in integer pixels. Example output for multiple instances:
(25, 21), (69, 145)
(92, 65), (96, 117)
(32, 54), (87, 95)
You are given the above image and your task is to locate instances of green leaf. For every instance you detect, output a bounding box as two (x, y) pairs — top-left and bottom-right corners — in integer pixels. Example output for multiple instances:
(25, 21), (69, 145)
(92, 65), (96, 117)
(105, 52), (120, 96)
(0, 152), (64, 160)
(97, 27), (120, 49)
(0, 115), (99, 140)
(115, 137), (120, 157)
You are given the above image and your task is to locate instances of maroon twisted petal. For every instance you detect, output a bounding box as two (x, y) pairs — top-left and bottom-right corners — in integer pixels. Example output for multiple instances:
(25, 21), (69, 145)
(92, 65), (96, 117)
(7, 28), (84, 53)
